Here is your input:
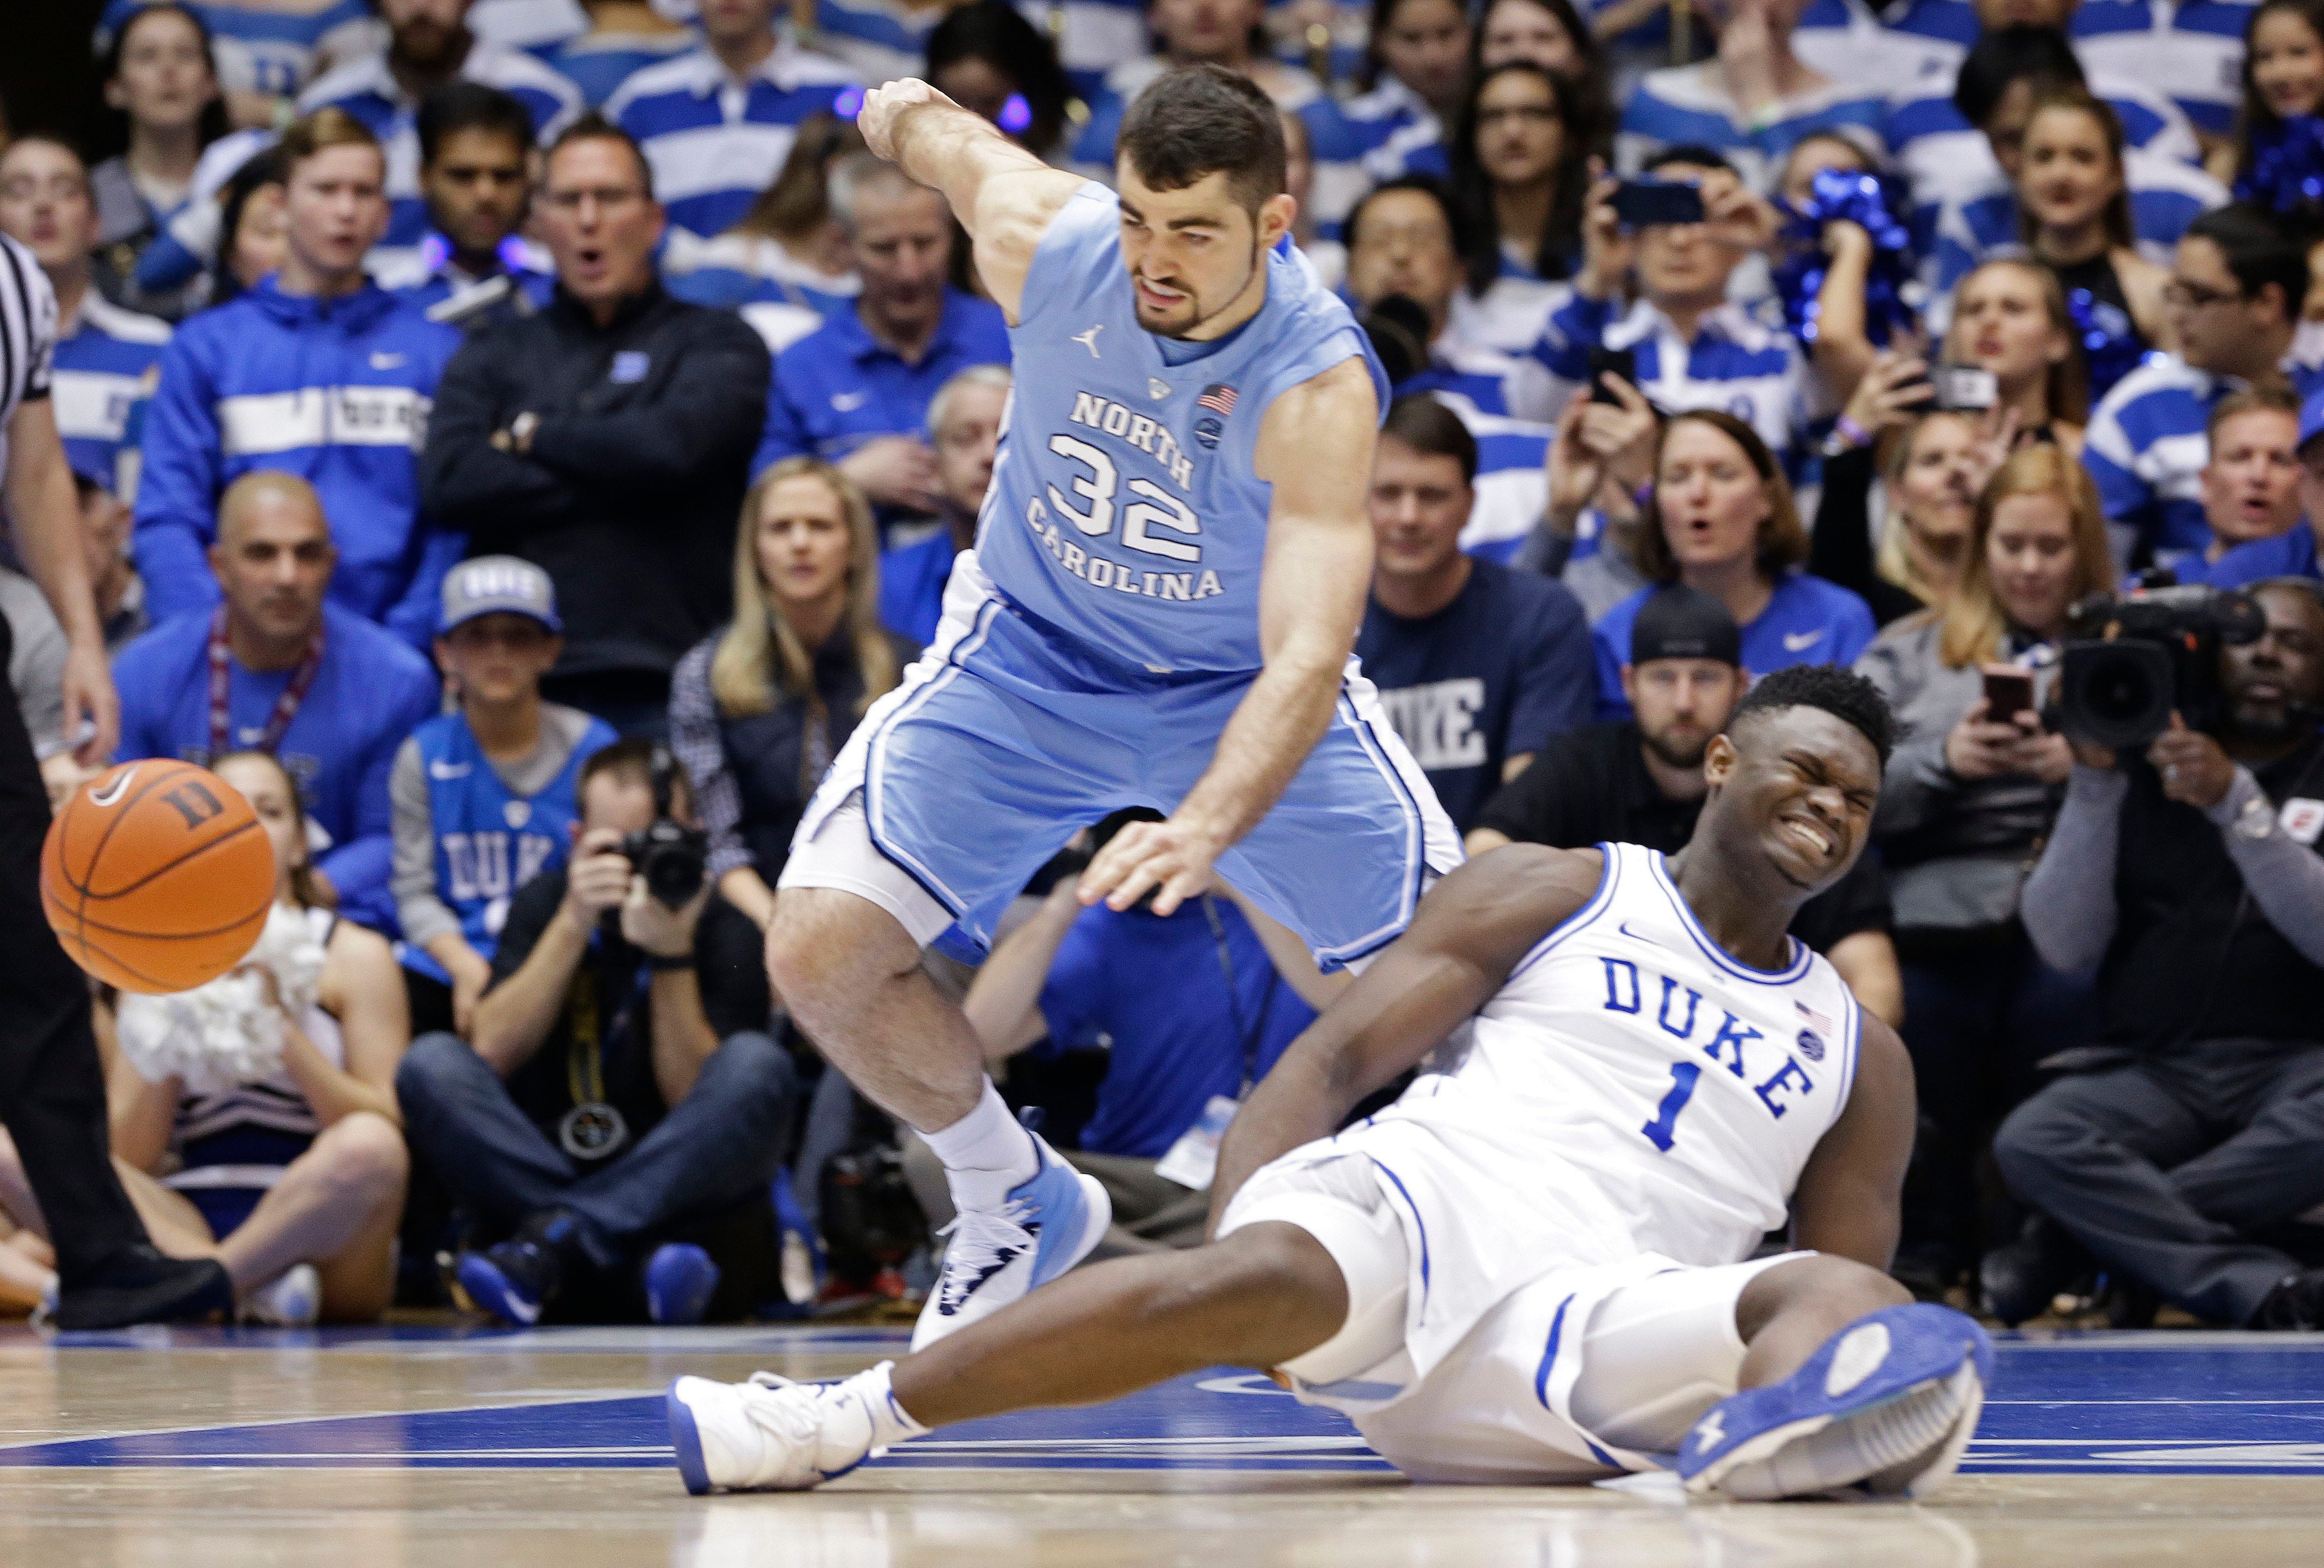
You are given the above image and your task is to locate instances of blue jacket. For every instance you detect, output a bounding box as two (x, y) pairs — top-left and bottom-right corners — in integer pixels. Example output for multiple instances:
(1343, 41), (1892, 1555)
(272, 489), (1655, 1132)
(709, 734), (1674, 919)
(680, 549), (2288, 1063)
(133, 276), (464, 650)
(113, 603), (442, 935)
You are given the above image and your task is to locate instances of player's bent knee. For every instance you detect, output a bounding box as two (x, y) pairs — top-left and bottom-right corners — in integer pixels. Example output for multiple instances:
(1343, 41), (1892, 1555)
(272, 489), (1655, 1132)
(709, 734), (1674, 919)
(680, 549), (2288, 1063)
(766, 887), (916, 1006)
(315, 1112), (408, 1204)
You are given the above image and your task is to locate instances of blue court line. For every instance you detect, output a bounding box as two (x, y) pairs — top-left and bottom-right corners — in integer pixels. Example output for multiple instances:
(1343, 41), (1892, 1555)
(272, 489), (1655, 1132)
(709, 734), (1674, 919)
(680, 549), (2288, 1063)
(3, 1339), (2323, 1475)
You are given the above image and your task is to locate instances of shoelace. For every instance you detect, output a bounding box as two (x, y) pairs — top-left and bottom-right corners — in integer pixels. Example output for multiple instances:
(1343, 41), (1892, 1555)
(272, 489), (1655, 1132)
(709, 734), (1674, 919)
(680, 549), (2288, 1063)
(932, 1201), (1036, 1311)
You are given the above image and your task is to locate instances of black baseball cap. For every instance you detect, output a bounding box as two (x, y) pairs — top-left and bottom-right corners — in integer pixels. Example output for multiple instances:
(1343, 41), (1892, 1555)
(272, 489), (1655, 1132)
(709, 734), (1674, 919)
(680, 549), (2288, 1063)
(1631, 586), (1742, 667)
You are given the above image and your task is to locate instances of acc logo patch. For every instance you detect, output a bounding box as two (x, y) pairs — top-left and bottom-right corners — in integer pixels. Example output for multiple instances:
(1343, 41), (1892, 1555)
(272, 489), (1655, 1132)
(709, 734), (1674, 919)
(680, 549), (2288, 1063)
(1796, 1028), (1826, 1062)
(1194, 415), (1223, 449)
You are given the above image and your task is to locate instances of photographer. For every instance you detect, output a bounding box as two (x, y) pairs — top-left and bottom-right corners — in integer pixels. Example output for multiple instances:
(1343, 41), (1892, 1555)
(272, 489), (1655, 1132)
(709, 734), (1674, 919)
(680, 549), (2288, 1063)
(1994, 579), (2324, 1330)
(395, 741), (793, 1326)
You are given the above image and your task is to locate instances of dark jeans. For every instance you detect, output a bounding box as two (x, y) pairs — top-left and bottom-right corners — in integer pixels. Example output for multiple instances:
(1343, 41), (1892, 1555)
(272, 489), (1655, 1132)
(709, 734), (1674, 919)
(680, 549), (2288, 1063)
(1896, 924), (2095, 1274)
(0, 628), (148, 1280)
(395, 1030), (794, 1273)
(1995, 1038), (2324, 1324)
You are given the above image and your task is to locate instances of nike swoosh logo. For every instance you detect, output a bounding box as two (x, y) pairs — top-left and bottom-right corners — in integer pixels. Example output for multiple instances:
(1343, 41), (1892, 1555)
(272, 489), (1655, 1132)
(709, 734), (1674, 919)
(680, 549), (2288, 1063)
(370, 352), (406, 370)
(1617, 919), (1659, 945)
(1782, 630), (1825, 652)
(831, 391), (868, 411)
(428, 761), (472, 780)
(89, 767), (137, 807)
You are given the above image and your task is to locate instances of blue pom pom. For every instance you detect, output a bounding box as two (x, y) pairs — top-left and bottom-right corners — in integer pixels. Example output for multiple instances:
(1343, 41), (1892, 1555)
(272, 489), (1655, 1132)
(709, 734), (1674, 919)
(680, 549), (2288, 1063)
(2234, 115), (2324, 220)
(1771, 169), (1917, 346)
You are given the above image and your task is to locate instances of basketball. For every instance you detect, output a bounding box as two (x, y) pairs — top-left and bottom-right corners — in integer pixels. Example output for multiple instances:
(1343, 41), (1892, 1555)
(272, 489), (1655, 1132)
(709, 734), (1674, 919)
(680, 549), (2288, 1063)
(40, 760), (278, 995)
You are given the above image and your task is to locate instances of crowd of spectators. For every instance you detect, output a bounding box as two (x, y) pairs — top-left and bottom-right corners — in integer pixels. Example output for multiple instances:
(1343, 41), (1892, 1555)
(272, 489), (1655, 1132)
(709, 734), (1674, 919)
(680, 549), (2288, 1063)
(3, 0), (2323, 1332)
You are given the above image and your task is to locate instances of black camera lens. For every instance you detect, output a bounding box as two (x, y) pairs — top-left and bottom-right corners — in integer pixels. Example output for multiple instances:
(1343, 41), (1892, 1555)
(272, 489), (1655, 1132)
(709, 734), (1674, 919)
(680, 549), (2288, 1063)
(2060, 640), (2177, 750)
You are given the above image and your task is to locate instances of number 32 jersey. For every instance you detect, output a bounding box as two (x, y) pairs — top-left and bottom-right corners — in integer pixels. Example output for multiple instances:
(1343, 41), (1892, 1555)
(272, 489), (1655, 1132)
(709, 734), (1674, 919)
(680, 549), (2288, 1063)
(978, 183), (1387, 676)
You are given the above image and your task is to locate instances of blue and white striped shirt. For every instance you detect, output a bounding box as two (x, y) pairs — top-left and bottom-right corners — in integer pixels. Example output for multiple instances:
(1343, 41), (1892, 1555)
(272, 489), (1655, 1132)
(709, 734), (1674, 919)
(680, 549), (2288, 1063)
(466, 0), (590, 58)
(1016, 0), (1151, 99)
(605, 43), (861, 244)
(548, 27), (700, 107)
(814, 0), (945, 86)
(1533, 297), (1810, 465)
(1449, 271), (1575, 358)
(96, 0), (381, 101)
(1616, 64), (1887, 192)
(1872, 0), (2257, 138)
(1397, 333), (1560, 425)
(1300, 77), (1438, 242)
(297, 43), (584, 275)
(2083, 346), (2324, 567)
(658, 231), (859, 317)
(1928, 147), (2227, 299)
(51, 291), (172, 492)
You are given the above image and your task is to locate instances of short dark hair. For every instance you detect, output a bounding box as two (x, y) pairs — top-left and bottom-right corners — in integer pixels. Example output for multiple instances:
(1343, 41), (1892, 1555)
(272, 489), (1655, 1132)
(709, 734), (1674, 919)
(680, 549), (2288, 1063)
(417, 80), (534, 167)
(1642, 144), (1735, 178)
(1343, 172), (1466, 259)
(1380, 395), (1478, 485)
(1730, 665), (1897, 770)
(1953, 25), (2085, 129)
(2186, 203), (2310, 320)
(580, 738), (693, 814)
(544, 111), (654, 202)
(1116, 64), (1286, 212)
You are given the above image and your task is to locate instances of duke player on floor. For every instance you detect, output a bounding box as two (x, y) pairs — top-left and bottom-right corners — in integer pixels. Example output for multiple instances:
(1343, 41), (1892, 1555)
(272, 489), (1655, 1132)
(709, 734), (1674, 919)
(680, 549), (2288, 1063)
(738, 64), (1461, 1352)
(668, 666), (1996, 1499)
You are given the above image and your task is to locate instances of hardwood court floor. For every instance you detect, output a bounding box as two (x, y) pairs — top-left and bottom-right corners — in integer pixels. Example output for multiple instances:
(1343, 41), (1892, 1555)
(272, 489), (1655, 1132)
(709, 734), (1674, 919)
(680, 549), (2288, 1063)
(2, 1322), (2320, 1567)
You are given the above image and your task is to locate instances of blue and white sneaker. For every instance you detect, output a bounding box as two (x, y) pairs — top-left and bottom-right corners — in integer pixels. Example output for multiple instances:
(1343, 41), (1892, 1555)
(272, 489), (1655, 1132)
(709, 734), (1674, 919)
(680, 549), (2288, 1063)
(644, 1243), (721, 1325)
(454, 1239), (557, 1327)
(1678, 1303), (1994, 1501)
(666, 1369), (884, 1494)
(911, 1133), (1111, 1350)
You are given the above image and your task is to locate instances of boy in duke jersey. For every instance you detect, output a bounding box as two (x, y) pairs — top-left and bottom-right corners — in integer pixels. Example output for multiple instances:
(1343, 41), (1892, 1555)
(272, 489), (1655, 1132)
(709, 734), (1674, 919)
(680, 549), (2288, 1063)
(391, 557), (616, 1038)
(753, 65), (1461, 1349)
(671, 667), (1996, 1502)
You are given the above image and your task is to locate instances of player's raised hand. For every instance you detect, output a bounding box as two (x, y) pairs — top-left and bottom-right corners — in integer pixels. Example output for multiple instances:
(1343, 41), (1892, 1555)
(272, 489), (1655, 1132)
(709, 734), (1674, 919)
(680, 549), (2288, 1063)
(857, 78), (963, 162)
(1077, 815), (1223, 918)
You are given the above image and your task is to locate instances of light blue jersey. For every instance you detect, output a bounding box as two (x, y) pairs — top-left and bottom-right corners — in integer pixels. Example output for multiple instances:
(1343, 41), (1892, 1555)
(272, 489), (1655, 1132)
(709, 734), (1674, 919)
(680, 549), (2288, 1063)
(978, 185), (1388, 676)
(781, 183), (1458, 965)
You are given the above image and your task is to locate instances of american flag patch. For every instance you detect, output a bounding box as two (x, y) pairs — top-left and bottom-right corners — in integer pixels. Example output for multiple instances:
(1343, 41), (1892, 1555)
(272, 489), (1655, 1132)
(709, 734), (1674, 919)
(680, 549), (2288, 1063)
(1197, 383), (1238, 415)
(1796, 998), (1834, 1036)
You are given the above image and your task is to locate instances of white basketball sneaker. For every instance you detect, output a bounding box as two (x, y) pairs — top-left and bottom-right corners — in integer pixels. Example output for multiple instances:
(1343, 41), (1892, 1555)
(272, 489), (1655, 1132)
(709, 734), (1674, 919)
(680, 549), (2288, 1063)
(239, 1264), (321, 1328)
(911, 1133), (1111, 1350)
(667, 1366), (906, 1495)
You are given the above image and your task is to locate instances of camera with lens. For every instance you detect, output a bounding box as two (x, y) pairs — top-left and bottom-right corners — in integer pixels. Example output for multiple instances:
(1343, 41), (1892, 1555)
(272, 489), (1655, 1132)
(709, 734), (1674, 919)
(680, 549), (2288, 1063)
(2057, 575), (2265, 749)
(617, 744), (708, 908)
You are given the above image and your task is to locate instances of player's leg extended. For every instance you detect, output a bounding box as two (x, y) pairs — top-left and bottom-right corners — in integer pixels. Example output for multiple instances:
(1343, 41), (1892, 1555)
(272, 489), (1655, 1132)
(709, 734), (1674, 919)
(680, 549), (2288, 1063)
(666, 1221), (1349, 1493)
(1676, 1255), (1992, 1500)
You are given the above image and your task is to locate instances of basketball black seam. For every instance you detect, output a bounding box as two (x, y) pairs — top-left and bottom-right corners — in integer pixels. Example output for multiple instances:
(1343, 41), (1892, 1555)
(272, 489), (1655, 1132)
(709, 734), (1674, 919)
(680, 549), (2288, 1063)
(66, 894), (276, 943)
(61, 760), (201, 899)
(81, 818), (265, 902)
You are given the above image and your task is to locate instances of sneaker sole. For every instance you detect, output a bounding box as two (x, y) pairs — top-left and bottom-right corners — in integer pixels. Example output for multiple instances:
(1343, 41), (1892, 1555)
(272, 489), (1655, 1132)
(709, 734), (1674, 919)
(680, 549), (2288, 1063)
(667, 1380), (714, 1496)
(1684, 1364), (1983, 1501)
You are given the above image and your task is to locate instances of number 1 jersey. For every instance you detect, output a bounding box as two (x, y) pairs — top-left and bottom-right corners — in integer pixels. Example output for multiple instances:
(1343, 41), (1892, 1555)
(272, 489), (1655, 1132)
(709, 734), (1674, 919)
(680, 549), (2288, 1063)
(978, 183), (1387, 677)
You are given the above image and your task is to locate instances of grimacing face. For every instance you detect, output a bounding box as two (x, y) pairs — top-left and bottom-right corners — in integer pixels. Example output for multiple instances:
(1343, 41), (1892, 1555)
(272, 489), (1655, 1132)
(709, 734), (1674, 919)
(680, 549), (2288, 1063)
(1115, 164), (1290, 339)
(1703, 706), (1880, 894)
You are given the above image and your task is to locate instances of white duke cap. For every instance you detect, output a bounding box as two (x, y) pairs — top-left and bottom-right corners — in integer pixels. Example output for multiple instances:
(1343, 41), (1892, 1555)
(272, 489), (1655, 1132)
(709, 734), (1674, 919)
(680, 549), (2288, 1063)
(440, 555), (560, 634)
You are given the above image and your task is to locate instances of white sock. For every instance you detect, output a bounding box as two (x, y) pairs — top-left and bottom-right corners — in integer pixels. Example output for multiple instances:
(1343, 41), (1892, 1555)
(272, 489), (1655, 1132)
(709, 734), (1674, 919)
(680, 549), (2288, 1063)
(848, 1361), (932, 1452)
(924, 1080), (1038, 1212)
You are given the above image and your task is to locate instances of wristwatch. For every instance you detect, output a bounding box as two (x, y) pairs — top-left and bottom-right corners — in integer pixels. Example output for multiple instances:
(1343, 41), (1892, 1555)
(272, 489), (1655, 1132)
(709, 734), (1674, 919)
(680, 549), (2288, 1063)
(2232, 792), (2276, 841)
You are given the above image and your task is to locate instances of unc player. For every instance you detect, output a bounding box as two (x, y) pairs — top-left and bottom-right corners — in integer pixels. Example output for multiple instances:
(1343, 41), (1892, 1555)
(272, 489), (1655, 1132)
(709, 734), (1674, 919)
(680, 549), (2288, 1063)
(669, 667), (1997, 1501)
(748, 64), (1459, 1348)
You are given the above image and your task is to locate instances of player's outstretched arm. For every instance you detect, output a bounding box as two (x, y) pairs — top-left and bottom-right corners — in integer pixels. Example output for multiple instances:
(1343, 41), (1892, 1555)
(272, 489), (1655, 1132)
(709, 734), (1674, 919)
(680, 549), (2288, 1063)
(1204, 845), (1607, 1236)
(1788, 1013), (1916, 1272)
(1079, 356), (1381, 918)
(856, 78), (1087, 323)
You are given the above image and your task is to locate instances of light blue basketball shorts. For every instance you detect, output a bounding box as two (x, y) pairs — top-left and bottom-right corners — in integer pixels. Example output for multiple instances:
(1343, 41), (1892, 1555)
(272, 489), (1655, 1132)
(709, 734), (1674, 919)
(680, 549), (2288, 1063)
(780, 554), (1463, 966)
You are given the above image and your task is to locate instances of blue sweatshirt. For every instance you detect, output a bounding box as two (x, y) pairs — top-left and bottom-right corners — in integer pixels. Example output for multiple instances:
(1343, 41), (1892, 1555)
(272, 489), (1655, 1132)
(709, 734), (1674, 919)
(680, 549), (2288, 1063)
(113, 603), (442, 935)
(132, 276), (464, 650)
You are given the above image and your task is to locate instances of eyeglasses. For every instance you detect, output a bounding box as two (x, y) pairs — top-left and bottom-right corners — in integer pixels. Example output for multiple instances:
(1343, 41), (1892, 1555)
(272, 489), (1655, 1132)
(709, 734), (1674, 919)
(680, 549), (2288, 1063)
(539, 186), (646, 215)
(2164, 278), (2242, 310)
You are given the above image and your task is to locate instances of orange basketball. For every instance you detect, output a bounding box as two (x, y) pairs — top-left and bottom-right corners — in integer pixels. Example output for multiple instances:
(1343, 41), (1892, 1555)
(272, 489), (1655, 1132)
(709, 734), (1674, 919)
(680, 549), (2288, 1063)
(41, 760), (278, 995)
